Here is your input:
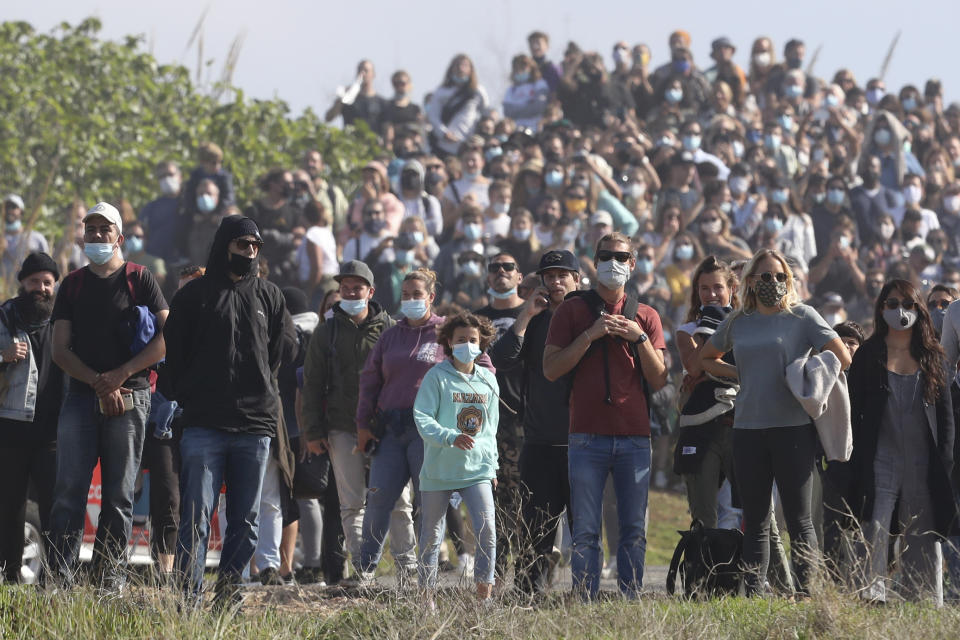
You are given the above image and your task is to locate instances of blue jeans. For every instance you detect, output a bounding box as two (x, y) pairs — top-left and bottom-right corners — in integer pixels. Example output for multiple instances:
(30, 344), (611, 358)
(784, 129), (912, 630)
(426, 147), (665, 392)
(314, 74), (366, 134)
(47, 388), (150, 586)
(175, 427), (270, 595)
(358, 423), (424, 574)
(419, 481), (495, 588)
(568, 433), (650, 599)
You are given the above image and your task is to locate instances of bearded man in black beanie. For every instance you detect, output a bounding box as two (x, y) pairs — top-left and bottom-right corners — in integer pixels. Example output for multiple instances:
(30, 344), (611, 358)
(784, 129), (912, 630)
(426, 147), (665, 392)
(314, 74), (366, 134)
(0, 252), (64, 584)
(163, 215), (295, 609)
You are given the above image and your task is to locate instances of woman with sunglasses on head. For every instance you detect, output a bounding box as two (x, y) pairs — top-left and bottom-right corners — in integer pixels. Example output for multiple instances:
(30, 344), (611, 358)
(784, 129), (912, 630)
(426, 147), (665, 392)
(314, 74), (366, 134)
(701, 249), (851, 596)
(848, 280), (957, 603)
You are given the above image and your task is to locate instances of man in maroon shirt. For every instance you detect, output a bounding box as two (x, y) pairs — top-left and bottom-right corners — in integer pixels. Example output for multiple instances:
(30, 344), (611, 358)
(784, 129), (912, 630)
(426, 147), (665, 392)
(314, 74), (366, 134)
(543, 232), (667, 599)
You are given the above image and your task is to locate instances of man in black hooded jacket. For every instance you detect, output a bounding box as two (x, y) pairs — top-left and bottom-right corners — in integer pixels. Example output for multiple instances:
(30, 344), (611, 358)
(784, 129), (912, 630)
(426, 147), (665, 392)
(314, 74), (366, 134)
(163, 215), (294, 608)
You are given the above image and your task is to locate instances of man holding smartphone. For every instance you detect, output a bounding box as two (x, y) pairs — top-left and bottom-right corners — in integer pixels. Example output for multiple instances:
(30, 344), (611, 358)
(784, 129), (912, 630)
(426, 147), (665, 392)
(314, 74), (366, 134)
(48, 202), (168, 593)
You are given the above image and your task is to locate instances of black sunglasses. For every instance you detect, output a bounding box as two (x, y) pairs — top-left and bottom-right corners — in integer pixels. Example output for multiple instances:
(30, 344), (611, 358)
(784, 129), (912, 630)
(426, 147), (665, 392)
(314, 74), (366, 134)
(929, 299), (951, 310)
(234, 238), (263, 251)
(757, 271), (788, 283)
(884, 298), (916, 310)
(596, 250), (633, 263)
(487, 262), (518, 274)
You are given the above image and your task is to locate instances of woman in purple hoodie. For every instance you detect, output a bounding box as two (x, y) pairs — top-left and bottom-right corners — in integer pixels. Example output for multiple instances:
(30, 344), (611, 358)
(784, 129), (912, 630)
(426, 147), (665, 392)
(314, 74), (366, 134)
(353, 268), (491, 583)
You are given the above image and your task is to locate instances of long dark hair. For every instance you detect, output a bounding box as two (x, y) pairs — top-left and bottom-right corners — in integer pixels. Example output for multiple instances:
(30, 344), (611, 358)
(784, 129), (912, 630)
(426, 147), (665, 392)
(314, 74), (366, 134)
(872, 279), (945, 403)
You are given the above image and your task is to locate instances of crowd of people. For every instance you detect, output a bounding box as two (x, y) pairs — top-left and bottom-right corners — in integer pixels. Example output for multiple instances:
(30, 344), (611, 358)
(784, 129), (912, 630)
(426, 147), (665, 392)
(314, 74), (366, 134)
(2, 27), (960, 608)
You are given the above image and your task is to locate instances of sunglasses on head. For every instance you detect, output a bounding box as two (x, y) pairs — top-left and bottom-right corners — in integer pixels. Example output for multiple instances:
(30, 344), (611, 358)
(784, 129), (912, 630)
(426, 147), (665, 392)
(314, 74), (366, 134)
(487, 262), (517, 274)
(756, 271), (787, 283)
(597, 250), (633, 263)
(884, 297), (915, 310)
(929, 299), (951, 310)
(234, 238), (263, 251)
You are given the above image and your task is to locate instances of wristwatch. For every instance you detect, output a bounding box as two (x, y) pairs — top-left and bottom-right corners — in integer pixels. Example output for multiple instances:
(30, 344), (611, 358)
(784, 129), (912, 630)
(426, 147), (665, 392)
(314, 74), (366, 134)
(635, 332), (648, 344)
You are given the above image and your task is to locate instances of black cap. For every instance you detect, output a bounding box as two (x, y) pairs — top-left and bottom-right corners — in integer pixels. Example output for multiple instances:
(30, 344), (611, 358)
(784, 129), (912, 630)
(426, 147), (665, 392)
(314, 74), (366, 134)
(17, 252), (59, 282)
(536, 250), (580, 274)
(334, 260), (374, 287)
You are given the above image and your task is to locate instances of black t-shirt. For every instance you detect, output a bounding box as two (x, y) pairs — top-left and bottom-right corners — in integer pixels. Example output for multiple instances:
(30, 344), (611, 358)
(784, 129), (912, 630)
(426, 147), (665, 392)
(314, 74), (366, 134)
(475, 304), (524, 416)
(343, 94), (388, 133)
(382, 100), (421, 128)
(51, 264), (168, 391)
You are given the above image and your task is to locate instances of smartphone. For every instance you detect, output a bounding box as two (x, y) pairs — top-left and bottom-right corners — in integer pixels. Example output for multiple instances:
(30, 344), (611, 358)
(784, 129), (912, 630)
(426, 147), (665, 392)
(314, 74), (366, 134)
(98, 393), (135, 414)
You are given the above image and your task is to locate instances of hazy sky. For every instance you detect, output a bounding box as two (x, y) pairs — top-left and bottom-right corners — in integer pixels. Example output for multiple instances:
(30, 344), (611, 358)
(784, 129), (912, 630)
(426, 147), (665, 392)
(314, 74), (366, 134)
(10, 0), (958, 119)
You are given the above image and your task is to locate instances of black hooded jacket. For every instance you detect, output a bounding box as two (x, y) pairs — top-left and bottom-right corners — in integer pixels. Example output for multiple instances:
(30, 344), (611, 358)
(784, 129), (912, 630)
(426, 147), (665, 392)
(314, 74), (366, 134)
(162, 216), (294, 436)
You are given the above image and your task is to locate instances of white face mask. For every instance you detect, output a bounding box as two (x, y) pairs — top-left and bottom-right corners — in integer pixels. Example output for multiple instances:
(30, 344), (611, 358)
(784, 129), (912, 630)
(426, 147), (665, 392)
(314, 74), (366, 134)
(753, 52), (771, 67)
(700, 219), (722, 235)
(595, 259), (631, 289)
(944, 195), (960, 213)
(159, 176), (180, 196)
(903, 185), (922, 205)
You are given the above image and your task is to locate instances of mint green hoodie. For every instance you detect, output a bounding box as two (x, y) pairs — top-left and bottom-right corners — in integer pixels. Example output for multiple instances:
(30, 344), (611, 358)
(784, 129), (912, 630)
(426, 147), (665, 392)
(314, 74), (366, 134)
(414, 359), (500, 492)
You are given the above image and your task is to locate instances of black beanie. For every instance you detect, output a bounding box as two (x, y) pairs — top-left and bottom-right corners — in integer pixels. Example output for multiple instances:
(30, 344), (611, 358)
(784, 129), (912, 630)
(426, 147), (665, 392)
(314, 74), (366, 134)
(282, 287), (309, 315)
(17, 252), (60, 282)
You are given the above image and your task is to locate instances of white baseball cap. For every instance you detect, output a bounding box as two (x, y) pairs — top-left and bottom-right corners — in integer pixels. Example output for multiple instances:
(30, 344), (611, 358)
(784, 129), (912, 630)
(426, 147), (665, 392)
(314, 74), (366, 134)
(3, 194), (24, 210)
(82, 202), (123, 234)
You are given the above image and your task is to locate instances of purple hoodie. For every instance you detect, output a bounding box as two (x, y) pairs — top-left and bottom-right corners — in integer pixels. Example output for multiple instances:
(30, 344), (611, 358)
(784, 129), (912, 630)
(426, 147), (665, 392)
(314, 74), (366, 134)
(356, 313), (494, 430)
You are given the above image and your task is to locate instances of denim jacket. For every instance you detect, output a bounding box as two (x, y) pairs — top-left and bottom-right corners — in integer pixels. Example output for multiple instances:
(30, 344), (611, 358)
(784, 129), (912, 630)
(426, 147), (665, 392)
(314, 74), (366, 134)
(0, 301), (39, 421)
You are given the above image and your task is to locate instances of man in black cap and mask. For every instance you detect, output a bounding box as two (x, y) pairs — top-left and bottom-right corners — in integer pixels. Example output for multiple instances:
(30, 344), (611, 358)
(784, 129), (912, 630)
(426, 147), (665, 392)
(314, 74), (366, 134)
(0, 253), (64, 583)
(163, 216), (294, 609)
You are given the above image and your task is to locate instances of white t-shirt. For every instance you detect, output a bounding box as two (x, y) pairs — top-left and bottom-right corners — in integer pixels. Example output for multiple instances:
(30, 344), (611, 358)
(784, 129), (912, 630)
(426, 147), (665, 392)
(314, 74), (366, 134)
(297, 225), (338, 283)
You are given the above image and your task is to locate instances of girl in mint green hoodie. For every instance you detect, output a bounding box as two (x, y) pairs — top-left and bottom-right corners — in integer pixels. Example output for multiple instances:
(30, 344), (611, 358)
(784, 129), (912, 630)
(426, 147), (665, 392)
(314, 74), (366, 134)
(414, 312), (499, 604)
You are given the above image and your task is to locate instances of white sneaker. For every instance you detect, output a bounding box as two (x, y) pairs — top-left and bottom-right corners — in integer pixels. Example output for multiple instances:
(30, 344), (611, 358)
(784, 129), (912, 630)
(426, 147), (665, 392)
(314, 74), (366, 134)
(458, 553), (475, 578)
(339, 571), (376, 589)
(601, 559), (617, 580)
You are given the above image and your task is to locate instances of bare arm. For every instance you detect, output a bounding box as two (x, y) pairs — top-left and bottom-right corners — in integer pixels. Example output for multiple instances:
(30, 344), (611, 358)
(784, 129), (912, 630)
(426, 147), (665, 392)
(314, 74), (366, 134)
(542, 316), (607, 381)
(676, 330), (703, 377)
(822, 336), (852, 371)
(700, 340), (738, 380)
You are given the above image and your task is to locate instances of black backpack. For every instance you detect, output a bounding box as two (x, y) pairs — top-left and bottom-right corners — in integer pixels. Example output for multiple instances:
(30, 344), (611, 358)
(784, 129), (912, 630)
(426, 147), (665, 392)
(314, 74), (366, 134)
(666, 520), (743, 598)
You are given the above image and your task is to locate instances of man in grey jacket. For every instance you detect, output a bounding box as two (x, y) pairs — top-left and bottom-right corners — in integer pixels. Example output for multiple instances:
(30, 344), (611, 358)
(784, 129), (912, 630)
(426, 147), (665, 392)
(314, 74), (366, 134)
(0, 253), (63, 583)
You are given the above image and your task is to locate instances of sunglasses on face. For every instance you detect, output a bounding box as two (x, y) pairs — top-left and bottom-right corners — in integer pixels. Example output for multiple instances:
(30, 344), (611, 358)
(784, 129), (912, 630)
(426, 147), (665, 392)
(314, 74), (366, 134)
(364, 209), (384, 216)
(487, 262), (517, 274)
(928, 299), (951, 310)
(596, 250), (633, 263)
(756, 271), (787, 283)
(884, 297), (915, 310)
(233, 238), (263, 251)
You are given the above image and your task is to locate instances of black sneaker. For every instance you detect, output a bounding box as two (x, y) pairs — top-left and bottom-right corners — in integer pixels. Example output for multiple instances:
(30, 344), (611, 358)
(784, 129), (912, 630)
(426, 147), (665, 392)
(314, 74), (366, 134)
(259, 567), (284, 586)
(211, 580), (243, 614)
(297, 567), (322, 585)
(438, 560), (457, 573)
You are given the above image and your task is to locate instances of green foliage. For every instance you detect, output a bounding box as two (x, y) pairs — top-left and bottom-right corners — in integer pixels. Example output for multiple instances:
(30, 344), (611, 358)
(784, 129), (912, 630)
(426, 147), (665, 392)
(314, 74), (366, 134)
(0, 18), (378, 246)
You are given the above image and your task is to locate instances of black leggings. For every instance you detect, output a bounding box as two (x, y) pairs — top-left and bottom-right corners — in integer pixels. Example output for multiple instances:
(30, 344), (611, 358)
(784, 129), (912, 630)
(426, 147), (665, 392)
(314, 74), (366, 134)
(0, 442), (56, 582)
(140, 436), (180, 557)
(733, 424), (820, 595)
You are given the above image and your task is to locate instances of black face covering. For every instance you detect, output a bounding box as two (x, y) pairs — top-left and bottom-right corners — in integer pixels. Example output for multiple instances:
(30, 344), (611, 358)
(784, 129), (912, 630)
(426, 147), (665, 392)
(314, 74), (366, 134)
(227, 253), (257, 278)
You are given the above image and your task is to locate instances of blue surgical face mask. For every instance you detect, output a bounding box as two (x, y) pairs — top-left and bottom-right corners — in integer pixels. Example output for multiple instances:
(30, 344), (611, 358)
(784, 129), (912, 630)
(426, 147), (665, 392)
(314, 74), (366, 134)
(545, 170), (565, 188)
(513, 71), (531, 84)
(778, 115), (793, 131)
(400, 298), (428, 320)
(771, 188), (789, 205)
(784, 84), (803, 100)
(764, 134), (782, 151)
(460, 261), (482, 278)
(452, 342), (482, 365)
(487, 286), (517, 300)
(635, 258), (654, 275)
(512, 227), (531, 241)
(84, 242), (117, 265)
(874, 129), (892, 147)
(732, 140), (745, 158)
(197, 194), (217, 213)
(492, 201), (510, 215)
(126, 236), (143, 253)
(764, 218), (784, 234)
(484, 147), (503, 162)
(682, 135), (701, 151)
(866, 88), (884, 105)
(674, 244), (695, 261)
(397, 249), (416, 265)
(824, 94), (839, 108)
(452, 73), (469, 85)
(463, 223), (483, 241)
(5, 220), (22, 233)
(902, 96), (917, 112)
(339, 297), (369, 316)
(665, 88), (683, 104)
(411, 231), (425, 244)
(827, 188), (846, 206)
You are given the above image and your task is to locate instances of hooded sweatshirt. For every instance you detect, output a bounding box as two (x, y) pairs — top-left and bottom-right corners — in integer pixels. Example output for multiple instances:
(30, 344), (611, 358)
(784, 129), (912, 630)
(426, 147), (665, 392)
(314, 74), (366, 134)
(355, 313), (494, 431)
(162, 215), (294, 436)
(301, 300), (395, 440)
(414, 359), (499, 491)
